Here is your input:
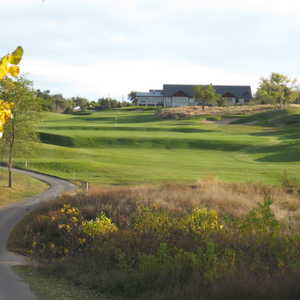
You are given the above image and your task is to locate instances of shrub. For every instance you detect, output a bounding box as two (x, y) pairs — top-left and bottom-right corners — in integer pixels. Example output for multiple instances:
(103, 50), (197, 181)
(9, 183), (300, 299)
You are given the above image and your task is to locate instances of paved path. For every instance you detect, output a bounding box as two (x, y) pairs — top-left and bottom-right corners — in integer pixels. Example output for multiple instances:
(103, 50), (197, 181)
(0, 168), (76, 300)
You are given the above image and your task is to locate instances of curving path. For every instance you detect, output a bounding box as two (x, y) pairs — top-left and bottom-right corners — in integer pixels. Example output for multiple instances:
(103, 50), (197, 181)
(0, 168), (77, 300)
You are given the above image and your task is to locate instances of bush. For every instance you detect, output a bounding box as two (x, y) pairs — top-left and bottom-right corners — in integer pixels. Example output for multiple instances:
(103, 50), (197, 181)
(9, 184), (300, 299)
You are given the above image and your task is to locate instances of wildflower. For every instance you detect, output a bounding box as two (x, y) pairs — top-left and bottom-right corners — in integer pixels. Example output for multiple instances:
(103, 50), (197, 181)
(79, 238), (86, 244)
(71, 216), (78, 223)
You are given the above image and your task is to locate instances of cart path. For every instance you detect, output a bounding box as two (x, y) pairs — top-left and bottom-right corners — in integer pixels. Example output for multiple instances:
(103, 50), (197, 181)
(0, 168), (77, 300)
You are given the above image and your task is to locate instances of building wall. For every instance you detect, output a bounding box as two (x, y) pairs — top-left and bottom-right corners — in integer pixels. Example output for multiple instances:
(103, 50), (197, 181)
(137, 96), (246, 107)
(136, 96), (163, 105)
(224, 98), (245, 105)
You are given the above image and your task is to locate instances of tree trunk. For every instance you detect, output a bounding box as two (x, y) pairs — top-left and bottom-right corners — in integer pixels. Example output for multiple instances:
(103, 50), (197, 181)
(7, 120), (15, 188)
(8, 157), (12, 188)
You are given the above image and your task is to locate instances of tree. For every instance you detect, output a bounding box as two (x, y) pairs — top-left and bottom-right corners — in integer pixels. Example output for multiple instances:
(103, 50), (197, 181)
(193, 85), (221, 110)
(128, 91), (137, 104)
(71, 96), (89, 110)
(96, 97), (122, 110)
(0, 77), (40, 187)
(0, 46), (23, 136)
(255, 73), (298, 107)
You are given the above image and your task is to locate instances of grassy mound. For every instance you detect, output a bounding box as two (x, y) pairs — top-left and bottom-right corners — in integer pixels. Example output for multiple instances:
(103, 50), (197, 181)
(9, 181), (300, 300)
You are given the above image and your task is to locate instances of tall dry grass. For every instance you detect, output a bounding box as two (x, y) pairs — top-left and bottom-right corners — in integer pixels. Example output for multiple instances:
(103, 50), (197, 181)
(158, 104), (276, 119)
(39, 178), (300, 227)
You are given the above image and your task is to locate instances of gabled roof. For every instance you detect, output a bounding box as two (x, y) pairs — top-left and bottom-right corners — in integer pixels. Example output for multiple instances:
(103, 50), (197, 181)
(162, 84), (252, 100)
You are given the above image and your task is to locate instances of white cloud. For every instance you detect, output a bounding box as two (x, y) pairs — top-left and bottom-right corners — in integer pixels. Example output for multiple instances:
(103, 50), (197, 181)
(3, 0), (300, 100)
(23, 58), (259, 99)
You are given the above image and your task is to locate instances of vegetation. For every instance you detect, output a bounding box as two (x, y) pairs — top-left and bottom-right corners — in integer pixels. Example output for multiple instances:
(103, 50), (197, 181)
(0, 168), (48, 206)
(255, 73), (298, 106)
(0, 77), (41, 187)
(14, 266), (105, 300)
(158, 104), (275, 119)
(128, 91), (137, 104)
(10, 181), (300, 300)
(9, 106), (300, 185)
(193, 85), (221, 110)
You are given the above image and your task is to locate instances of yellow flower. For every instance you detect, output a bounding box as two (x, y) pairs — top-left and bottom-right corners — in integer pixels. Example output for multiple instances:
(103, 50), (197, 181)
(79, 238), (86, 244)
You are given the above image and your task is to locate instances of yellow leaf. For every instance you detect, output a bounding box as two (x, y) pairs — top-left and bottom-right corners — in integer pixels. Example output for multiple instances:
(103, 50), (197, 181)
(9, 46), (23, 65)
(0, 100), (14, 138)
(8, 66), (20, 77)
(0, 46), (23, 79)
(0, 55), (10, 80)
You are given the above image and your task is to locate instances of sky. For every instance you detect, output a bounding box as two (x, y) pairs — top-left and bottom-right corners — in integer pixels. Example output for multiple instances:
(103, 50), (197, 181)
(1, 0), (300, 100)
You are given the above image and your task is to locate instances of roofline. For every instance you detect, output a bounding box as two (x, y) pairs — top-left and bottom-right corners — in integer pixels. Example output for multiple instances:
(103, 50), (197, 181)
(163, 84), (251, 88)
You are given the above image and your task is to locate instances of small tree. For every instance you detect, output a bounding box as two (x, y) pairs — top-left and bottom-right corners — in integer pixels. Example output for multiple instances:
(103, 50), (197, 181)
(0, 77), (40, 187)
(255, 73), (298, 108)
(193, 85), (221, 110)
(128, 91), (137, 104)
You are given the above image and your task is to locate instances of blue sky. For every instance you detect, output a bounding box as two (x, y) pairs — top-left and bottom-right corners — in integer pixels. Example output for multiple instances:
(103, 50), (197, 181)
(1, 0), (300, 100)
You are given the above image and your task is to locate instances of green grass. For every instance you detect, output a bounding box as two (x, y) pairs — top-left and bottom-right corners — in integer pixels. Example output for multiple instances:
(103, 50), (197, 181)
(13, 107), (300, 185)
(14, 266), (108, 300)
(0, 169), (48, 206)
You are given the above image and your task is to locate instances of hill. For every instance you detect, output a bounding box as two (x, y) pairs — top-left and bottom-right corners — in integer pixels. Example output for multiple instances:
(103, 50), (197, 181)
(13, 106), (300, 185)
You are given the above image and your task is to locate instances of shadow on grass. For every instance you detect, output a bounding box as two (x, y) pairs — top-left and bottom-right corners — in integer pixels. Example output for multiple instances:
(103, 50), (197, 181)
(75, 114), (160, 124)
(39, 132), (251, 151)
(43, 126), (216, 134)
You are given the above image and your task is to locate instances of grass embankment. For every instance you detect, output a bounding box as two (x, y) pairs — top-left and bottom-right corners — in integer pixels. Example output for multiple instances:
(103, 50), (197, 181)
(12, 105), (300, 185)
(9, 181), (300, 300)
(0, 169), (48, 206)
(14, 266), (106, 300)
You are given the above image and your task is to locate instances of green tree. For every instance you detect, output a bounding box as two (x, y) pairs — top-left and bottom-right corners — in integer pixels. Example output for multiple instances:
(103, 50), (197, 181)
(255, 73), (298, 107)
(71, 96), (89, 110)
(193, 85), (221, 110)
(0, 77), (40, 187)
(128, 91), (137, 104)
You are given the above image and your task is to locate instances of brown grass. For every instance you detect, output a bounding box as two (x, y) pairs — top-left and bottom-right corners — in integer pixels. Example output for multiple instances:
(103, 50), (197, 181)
(158, 104), (277, 119)
(43, 179), (300, 227)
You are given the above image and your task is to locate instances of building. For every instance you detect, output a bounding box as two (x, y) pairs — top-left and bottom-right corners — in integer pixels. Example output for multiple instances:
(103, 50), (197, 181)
(135, 84), (252, 107)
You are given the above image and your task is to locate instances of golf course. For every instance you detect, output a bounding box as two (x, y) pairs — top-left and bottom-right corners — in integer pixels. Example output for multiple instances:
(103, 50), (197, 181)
(15, 106), (300, 186)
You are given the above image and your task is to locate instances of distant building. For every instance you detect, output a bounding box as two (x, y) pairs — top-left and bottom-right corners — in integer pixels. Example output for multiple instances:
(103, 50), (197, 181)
(135, 84), (252, 107)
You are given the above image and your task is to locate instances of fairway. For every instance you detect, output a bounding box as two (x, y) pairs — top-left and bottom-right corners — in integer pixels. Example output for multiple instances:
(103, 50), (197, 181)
(15, 108), (300, 185)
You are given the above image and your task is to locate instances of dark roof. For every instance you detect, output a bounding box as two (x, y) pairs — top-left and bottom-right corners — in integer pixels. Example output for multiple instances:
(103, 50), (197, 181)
(162, 84), (252, 100)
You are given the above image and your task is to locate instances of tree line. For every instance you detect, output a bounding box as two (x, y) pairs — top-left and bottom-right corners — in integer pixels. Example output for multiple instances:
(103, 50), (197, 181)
(128, 73), (300, 109)
(37, 90), (131, 113)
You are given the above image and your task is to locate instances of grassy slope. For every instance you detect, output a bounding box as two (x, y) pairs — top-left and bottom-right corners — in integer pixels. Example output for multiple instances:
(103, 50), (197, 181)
(0, 169), (48, 206)
(13, 107), (300, 185)
(14, 266), (107, 300)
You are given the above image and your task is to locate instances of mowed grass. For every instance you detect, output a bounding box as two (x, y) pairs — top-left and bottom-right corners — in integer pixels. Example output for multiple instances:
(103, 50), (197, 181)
(0, 169), (48, 206)
(14, 107), (300, 185)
